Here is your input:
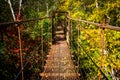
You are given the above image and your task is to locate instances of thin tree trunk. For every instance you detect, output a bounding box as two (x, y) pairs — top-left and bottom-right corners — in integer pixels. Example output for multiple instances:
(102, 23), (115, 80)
(46, 0), (49, 16)
(18, 0), (22, 17)
(7, 0), (16, 21)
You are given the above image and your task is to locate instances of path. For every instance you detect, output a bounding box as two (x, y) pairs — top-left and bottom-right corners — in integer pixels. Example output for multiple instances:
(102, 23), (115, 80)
(40, 26), (79, 80)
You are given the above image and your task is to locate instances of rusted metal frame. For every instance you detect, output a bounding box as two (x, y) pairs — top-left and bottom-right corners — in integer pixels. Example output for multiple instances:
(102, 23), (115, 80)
(0, 17), (51, 26)
(17, 25), (24, 80)
(67, 17), (120, 31)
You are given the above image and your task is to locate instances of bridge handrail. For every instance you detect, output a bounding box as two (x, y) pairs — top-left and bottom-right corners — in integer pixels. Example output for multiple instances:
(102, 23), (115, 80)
(0, 16), (51, 26)
(67, 17), (120, 31)
(0, 16), (51, 80)
(67, 16), (120, 79)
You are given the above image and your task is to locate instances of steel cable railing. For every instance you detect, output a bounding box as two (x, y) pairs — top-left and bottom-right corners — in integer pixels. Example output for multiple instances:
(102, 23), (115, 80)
(67, 17), (120, 31)
(67, 16), (120, 80)
(0, 17), (51, 26)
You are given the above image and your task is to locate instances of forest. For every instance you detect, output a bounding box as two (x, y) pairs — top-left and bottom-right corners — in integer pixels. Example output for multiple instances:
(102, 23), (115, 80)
(0, 0), (120, 80)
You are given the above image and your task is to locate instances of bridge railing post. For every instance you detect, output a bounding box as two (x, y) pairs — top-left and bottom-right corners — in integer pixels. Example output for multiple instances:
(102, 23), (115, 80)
(66, 12), (70, 45)
(17, 24), (24, 80)
(52, 11), (55, 44)
(99, 18), (106, 80)
(64, 12), (68, 40)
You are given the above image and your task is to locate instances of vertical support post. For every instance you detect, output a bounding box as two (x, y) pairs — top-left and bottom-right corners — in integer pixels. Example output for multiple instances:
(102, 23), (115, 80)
(99, 28), (105, 80)
(99, 18), (106, 79)
(52, 11), (55, 44)
(66, 12), (70, 45)
(18, 26), (24, 80)
(64, 12), (67, 39)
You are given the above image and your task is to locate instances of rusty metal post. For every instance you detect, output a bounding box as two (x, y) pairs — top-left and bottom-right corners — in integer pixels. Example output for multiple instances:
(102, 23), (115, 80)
(17, 26), (24, 80)
(99, 28), (105, 80)
(99, 18), (106, 79)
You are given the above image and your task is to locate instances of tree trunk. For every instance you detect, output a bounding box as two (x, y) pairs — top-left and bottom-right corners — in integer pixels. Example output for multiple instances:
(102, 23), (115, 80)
(7, 0), (16, 21)
(46, 0), (49, 16)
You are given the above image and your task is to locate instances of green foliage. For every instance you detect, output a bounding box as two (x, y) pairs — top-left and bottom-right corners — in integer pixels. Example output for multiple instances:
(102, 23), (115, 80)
(0, 0), (12, 22)
(0, 0), (53, 79)
(0, 0), (120, 79)
(57, 0), (120, 79)
(0, 42), (17, 80)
